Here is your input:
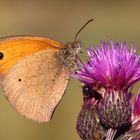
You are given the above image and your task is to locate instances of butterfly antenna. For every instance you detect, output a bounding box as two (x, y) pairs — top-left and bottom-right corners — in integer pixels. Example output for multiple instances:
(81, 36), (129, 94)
(74, 19), (94, 42)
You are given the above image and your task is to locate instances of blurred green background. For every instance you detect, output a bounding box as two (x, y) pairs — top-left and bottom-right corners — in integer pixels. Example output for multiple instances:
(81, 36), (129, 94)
(0, 0), (140, 140)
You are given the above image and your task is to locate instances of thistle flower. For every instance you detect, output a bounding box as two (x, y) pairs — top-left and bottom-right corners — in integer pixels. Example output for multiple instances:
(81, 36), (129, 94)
(133, 91), (140, 121)
(118, 90), (140, 139)
(76, 86), (106, 140)
(75, 41), (140, 140)
(76, 98), (106, 140)
(76, 41), (140, 90)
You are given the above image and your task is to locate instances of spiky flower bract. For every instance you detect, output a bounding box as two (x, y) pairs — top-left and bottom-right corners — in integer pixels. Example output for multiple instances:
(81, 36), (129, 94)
(75, 41), (140, 140)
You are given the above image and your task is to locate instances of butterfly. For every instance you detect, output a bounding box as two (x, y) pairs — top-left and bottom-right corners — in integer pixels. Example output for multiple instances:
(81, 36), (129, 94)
(0, 19), (93, 122)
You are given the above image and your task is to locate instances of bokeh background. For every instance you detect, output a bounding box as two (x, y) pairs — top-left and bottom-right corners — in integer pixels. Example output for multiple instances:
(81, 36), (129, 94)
(0, 0), (140, 140)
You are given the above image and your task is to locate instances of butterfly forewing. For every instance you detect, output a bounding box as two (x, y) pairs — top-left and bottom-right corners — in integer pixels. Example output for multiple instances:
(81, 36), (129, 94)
(0, 36), (64, 74)
(0, 36), (69, 122)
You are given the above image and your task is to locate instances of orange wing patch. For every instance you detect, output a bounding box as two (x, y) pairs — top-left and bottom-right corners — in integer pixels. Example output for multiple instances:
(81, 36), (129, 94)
(0, 36), (64, 74)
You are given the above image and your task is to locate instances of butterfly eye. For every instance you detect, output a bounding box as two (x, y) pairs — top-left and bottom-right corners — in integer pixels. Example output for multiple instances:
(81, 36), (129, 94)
(0, 52), (4, 60)
(82, 85), (102, 100)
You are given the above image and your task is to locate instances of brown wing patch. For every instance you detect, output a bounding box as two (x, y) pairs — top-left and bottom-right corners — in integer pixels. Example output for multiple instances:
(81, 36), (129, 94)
(0, 36), (64, 74)
(2, 49), (69, 122)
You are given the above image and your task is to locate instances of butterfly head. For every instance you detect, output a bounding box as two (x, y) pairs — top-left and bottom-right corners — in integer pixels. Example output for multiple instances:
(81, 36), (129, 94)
(56, 40), (82, 73)
(57, 19), (93, 73)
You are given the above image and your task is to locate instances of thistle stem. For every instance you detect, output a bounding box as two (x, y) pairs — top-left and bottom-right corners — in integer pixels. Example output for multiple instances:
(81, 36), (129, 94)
(105, 128), (117, 140)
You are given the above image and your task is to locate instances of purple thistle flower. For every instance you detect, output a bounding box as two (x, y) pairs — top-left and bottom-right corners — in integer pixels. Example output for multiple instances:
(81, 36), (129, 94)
(75, 41), (140, 140)
(118, 90), (140, 140)
(76, 41), (140, 90)
(133, 91), (140, 119)
(76, 98), (106, 140)
(131, 90), (140, 129)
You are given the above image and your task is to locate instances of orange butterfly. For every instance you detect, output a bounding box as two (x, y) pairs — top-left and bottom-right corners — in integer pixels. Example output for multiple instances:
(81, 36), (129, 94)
(0, 19), (93, 122)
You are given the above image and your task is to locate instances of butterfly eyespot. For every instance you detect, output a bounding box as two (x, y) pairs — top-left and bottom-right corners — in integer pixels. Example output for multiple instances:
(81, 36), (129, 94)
(0, 52), (4, 60)
(18, 79), (22, 82)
